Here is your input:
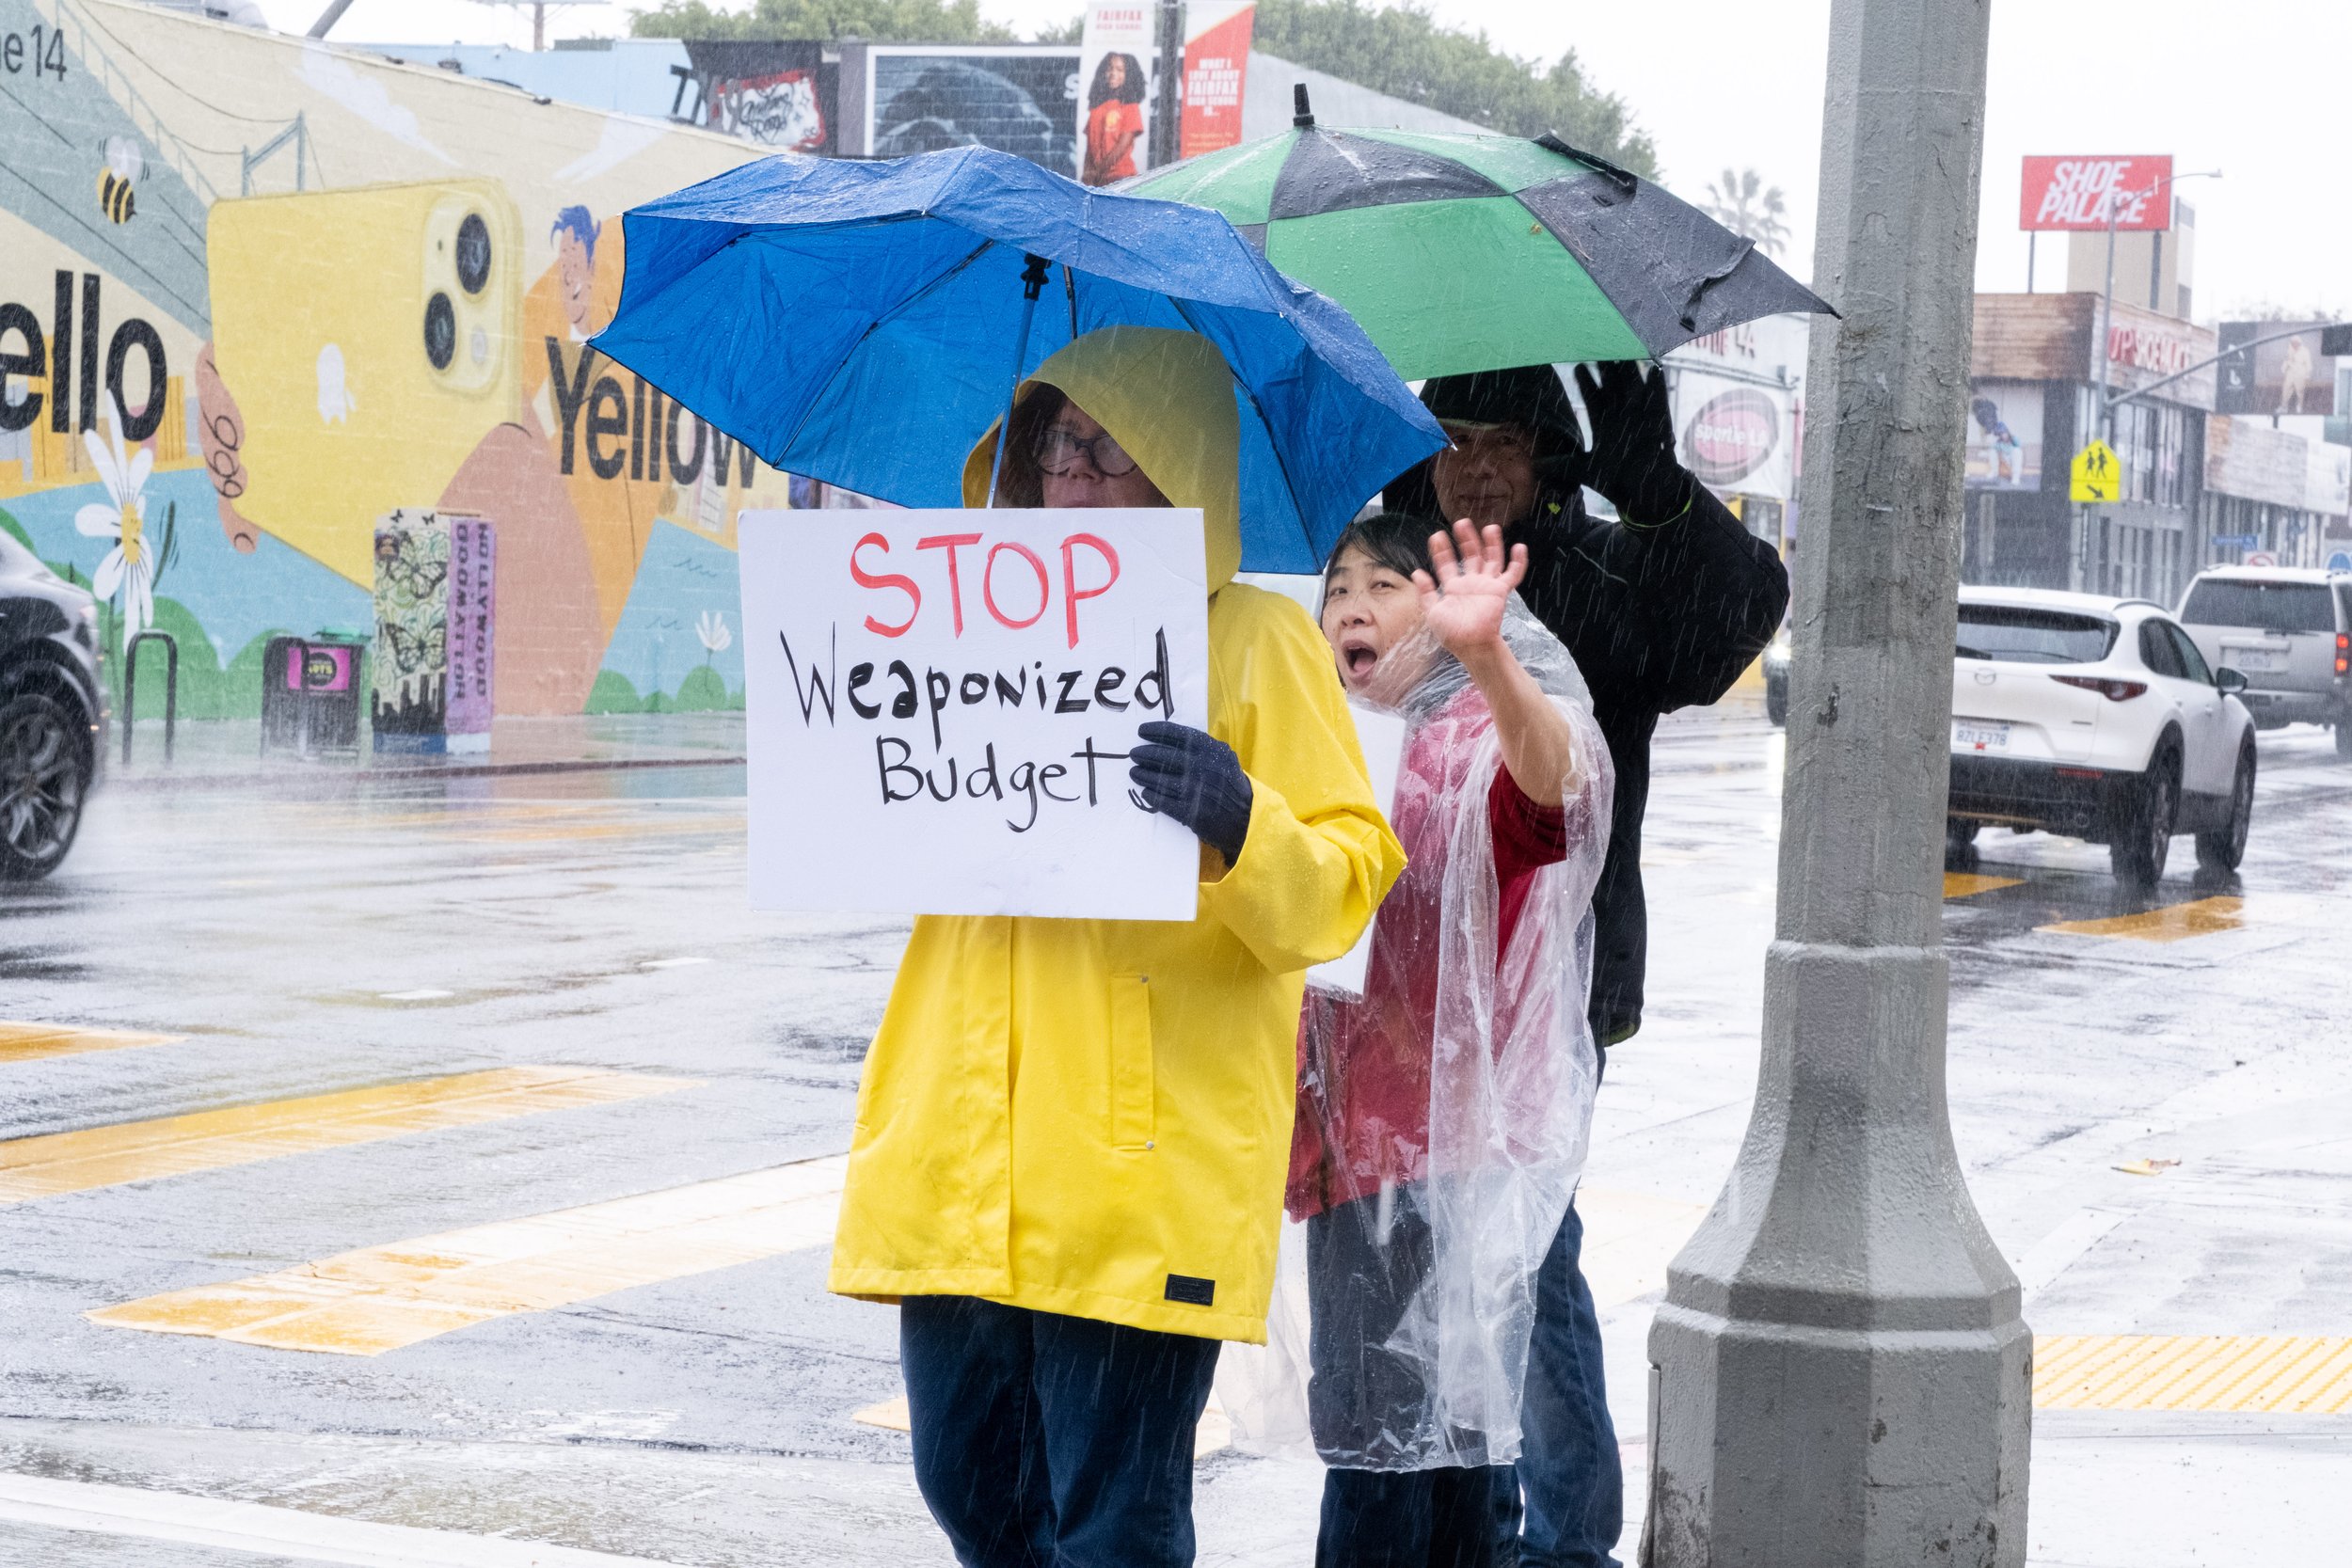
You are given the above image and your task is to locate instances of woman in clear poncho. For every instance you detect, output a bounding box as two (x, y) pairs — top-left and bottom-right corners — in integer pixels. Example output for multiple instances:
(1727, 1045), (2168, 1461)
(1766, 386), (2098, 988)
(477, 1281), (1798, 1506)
(1288, 512), (1614, 1565)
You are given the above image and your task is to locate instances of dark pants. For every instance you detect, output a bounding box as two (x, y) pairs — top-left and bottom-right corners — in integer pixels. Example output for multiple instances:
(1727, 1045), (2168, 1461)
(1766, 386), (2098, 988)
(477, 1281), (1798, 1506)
(1309, 1184), (1511, 1566)
(1319, 1465), (1502, 1568)
(898, 1294), (1222, 1568)
(1505, 1038), (1622, 1567)
(1508, 1200), (1623, 1566)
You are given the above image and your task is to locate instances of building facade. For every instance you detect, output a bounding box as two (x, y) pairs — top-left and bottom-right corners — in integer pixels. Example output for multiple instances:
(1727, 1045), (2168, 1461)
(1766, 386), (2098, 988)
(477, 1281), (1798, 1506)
(1663, 312), (1808, 554)
(1967, 292), (2350, 604)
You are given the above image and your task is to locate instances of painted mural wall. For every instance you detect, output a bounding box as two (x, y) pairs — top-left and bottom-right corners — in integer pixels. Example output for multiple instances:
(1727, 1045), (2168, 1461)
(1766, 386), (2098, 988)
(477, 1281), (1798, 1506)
(0, 0), (786, 720)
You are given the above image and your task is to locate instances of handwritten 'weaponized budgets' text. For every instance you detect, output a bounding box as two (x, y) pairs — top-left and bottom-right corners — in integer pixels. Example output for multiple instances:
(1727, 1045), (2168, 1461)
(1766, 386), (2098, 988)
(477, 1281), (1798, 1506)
(774, 529), (1178, 833)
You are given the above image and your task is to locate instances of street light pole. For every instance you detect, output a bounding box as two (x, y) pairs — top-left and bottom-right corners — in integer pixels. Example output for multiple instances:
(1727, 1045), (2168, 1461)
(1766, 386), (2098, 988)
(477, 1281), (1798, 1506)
(2083, 168), (2217, 591)
(1151, 0), (1183, 169)
(1644, 3), (2030, 1564)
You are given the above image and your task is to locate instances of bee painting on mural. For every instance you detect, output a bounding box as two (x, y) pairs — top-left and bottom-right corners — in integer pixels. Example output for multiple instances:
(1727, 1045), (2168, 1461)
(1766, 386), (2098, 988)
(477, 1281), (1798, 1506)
(96, 136), (143, 225)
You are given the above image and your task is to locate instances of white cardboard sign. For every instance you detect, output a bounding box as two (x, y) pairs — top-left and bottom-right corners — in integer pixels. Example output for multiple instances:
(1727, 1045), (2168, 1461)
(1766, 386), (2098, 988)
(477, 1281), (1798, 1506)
(1306, 705), (1407, 998)
(739, 508), (1211, 921)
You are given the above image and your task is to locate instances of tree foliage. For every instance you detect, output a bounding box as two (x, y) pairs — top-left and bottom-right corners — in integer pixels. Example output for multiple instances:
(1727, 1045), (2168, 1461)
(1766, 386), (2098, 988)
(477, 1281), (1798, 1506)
(1247, 0), (1655, 177)
(631, 0), (1020, 43)
(1701, 167), (1790, 257)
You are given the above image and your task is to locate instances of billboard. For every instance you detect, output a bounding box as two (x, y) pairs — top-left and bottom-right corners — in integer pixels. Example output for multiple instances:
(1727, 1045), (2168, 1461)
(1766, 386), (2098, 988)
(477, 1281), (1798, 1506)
(864, 46), (1080, 176)
(1180, 2), (1255, 160)
(1078, 4), (1154, 185)
(2216, 321), (2338, 418)
(2020, 155), (2174, 232)
(677, 40), (834, 153)
(1665, 316), (1806, 502)
(0, 0), (790, 721)
(1965, 382), (2044, 492)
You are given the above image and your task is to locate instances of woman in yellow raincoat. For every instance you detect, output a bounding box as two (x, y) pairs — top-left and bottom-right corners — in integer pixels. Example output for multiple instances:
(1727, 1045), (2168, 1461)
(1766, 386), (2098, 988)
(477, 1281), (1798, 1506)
(828, 325), (1406, 1566)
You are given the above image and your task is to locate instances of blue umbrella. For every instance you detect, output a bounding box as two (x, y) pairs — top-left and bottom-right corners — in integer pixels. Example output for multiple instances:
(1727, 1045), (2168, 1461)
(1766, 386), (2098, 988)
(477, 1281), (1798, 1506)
(588, 146), (1446, 572)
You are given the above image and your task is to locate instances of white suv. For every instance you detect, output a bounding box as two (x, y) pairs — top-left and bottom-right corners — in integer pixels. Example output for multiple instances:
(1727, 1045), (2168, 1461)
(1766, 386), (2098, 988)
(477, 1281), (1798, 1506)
(1947, 587), (2257, 884)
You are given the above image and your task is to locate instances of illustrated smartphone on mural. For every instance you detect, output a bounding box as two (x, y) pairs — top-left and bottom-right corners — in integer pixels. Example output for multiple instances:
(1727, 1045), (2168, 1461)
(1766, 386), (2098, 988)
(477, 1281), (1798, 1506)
(206, 180), (523, 588)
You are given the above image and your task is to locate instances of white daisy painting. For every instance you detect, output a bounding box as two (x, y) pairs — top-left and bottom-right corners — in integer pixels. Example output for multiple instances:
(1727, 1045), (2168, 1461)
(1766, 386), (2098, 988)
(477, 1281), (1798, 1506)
(695, 609), (733, 664)
(73, 410), (157, 641)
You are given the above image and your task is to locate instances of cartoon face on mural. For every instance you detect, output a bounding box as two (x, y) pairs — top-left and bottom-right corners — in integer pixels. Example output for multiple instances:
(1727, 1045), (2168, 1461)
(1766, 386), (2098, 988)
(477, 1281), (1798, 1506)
(0, 0), (782, 724)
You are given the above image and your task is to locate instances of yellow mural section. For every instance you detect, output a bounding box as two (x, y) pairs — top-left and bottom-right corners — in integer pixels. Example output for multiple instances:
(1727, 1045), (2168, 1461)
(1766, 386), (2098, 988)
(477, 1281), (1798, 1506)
(1, 0), (792, 715)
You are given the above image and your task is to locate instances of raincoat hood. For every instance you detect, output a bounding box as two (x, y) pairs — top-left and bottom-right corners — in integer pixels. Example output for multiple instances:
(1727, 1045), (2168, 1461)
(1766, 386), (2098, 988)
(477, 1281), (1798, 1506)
(962, 326), (1245, 594)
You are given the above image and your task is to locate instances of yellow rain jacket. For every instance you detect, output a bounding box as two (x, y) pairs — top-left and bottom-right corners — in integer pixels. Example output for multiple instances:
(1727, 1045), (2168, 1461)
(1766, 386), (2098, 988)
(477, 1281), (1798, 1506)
(827, 327), (1406, 1342)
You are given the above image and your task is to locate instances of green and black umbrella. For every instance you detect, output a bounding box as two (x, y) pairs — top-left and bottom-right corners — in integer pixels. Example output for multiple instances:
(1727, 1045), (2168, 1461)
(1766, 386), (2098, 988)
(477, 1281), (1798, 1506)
(1123, 93), (1834, 381)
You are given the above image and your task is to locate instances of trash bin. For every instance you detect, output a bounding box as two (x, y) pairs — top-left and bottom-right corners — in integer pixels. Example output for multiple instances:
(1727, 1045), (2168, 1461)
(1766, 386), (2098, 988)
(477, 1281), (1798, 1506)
(261, 634), (368, 757)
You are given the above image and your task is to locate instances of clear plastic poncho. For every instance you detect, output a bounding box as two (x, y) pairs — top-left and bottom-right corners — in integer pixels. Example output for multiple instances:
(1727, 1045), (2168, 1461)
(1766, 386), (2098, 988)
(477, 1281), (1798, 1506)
(1221, 596), (1613, 1473)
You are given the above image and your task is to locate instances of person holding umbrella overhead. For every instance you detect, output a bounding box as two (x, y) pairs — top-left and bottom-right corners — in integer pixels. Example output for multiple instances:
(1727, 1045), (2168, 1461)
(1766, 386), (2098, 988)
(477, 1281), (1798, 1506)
(590, 144), (1446, 1567)
(840, 324), (1406, 1567)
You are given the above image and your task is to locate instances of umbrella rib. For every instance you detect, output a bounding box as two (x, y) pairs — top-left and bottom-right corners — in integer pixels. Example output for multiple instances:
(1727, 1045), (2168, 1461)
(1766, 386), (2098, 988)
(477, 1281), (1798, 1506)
(772, 236), (1000, 470)
(1165, 294), (1316, 559)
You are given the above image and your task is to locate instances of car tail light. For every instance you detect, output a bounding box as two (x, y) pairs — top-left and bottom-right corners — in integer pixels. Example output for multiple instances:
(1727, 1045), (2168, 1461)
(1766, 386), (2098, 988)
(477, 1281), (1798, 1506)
(2053, 675), (2148, 702)
(2336, 631), (2347, 677)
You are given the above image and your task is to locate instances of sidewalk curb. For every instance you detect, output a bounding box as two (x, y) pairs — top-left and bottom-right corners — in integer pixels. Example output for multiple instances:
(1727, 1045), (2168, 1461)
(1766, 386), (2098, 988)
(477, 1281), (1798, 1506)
(103, 752), (748, 795)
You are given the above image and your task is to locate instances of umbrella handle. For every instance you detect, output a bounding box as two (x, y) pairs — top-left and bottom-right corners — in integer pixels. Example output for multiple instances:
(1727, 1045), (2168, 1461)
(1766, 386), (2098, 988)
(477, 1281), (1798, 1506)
(986, 253), (1055, 507)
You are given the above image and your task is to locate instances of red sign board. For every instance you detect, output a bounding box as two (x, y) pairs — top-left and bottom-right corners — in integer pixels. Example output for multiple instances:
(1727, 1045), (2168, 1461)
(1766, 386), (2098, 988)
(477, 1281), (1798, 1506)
(2020, 155), (2174, 232)
(1179, 3), (1255, 160)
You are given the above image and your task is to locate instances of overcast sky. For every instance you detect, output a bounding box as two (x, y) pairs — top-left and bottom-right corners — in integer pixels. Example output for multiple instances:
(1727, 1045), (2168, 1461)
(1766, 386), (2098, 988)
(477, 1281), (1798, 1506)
(262, 0), (2351, 322)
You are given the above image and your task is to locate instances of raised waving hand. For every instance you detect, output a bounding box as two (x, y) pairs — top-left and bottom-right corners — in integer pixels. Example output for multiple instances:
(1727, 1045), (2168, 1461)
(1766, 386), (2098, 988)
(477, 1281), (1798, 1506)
(1416, 517), (1528, 660)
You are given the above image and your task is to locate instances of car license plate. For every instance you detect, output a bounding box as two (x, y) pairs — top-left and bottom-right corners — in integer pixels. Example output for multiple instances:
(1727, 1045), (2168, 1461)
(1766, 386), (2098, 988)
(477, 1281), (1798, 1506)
(1953, 720), (2010, 752)
(2225, 647), (2283, 672)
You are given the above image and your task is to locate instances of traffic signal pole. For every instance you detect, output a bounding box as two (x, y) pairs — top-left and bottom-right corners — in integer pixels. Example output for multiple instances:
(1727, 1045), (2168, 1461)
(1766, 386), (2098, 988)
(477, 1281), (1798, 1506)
(1643, 3), (2031, 1563)
(2082, 168), (2216, 589)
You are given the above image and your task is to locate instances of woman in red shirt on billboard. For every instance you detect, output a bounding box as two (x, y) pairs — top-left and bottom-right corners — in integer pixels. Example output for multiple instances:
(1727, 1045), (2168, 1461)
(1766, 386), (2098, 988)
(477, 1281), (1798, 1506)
(1083, 51), (1147, 185)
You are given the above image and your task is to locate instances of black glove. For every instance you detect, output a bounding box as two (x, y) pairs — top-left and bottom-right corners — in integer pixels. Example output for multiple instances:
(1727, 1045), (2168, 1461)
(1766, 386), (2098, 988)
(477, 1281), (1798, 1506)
(1574, 360), (1697, 524)
(1129, 721), (1252, 868)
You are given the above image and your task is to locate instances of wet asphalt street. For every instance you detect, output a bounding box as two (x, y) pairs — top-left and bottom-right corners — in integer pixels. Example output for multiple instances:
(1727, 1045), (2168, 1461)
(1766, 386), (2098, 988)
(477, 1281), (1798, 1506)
(4, 694), (2351, 1566)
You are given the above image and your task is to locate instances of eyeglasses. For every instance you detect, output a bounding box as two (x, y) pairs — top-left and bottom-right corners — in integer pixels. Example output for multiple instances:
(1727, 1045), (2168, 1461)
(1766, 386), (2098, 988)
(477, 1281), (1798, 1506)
(1037, 425), (1139, 478)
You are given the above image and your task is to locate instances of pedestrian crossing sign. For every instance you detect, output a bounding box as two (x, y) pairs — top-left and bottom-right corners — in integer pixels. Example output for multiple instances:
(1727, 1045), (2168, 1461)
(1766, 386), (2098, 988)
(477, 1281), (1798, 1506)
(2071, 439), (2121, 504)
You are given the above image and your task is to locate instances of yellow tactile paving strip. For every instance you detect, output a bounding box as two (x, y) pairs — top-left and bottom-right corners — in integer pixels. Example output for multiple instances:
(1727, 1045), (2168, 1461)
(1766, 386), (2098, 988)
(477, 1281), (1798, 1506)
(89, 1155), (848, 1355)
(2041, 896), (2245, 942)
(0, 1022), (183, 1065)
(1943, 872), (2023, 899)
(2035, 1335), (2352, 1413)
(0, 1068), (691, 1204)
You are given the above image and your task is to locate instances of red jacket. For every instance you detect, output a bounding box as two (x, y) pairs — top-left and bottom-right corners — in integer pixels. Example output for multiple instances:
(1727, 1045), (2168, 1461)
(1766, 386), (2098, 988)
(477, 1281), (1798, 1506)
(1287, 685), (1599, 1220)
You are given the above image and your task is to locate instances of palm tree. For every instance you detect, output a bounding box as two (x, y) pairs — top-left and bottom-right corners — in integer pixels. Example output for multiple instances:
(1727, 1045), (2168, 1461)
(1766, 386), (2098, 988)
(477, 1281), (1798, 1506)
(1702, 167), (1791, 258)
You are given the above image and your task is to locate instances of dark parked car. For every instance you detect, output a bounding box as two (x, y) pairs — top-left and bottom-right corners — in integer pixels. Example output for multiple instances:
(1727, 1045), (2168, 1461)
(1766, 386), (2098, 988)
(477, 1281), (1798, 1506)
(0, 531), (103, 881)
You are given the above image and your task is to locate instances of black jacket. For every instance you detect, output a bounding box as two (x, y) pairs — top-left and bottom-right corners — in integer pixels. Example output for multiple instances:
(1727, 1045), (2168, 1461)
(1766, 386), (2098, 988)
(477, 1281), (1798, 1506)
(1518, 485), (1786, 1042)
(1391, 454), (1788, 1043)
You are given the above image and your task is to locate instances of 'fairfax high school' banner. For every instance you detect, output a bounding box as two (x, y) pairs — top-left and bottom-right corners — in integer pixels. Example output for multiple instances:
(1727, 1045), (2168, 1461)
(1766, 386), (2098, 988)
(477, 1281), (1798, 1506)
(739, 509), (1211, 921)
(1180, 2), (1255, 160)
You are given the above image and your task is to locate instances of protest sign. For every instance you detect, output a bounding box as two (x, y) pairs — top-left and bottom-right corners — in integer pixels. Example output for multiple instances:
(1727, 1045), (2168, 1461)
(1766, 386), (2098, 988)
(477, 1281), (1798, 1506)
(1305, 704), (1406, 998)
(739, 509), (1211, 921)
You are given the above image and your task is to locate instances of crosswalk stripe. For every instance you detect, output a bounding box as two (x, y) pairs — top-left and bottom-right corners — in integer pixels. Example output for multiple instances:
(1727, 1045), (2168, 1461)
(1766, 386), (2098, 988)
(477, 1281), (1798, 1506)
(2039, 895), (2245, 942)
(0, 1471), (695, 1568)
(0, 1021), (183, 1065)
(0, 1067), (692, 1204)
(89, 1155), (849, 1355)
